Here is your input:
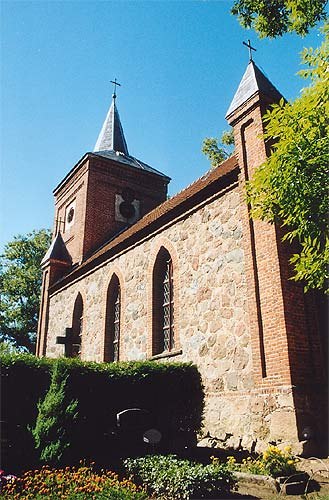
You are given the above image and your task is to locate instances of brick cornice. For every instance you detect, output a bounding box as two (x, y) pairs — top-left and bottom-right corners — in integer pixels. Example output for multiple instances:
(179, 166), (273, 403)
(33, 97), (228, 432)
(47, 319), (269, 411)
(53, 152), (170, 196)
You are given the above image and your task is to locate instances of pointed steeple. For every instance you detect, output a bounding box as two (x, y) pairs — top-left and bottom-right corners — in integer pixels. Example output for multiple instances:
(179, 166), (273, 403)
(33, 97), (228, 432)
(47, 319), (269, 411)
(226, 60), (283, 119)
(94, 96), (129, 155)
(41, 232), (72, 267)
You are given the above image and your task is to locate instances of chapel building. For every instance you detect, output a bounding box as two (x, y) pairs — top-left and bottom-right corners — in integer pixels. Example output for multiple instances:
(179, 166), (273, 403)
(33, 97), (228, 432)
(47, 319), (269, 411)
(37, 61), (328, 454)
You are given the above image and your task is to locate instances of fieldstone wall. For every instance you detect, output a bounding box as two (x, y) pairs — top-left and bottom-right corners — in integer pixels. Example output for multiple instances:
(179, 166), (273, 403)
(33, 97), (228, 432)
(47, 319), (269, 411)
(46, 186), (300, 451)
(202, 387), (299, 453)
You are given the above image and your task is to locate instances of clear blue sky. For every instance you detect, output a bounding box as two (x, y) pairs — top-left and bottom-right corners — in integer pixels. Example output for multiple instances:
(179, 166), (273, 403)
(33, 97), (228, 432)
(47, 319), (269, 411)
(0, 0), (322, 251)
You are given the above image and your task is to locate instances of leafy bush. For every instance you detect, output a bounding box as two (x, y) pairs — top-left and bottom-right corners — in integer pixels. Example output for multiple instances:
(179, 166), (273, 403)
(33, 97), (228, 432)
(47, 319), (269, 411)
(30, 360), (78, 465)
(1, 464), (147, 500)
(124, 454), (236, 499)
(223, 445), (298, 478)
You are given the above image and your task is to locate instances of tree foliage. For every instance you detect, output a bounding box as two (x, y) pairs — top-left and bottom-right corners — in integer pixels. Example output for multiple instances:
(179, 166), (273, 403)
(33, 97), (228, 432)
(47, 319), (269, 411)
(0, 229), (51, 351)
(202, 129), (234, 169)
(247, 27), (329, 292)
(231, 0), (328, 37)
(202, 138), (228, 168)
(30, 360), (78, 466)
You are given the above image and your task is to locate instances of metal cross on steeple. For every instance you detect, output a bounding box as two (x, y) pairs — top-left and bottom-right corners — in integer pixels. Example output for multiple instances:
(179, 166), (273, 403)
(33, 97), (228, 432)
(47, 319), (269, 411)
(243, 39), (256, 61)
(110, 78), (121, 99)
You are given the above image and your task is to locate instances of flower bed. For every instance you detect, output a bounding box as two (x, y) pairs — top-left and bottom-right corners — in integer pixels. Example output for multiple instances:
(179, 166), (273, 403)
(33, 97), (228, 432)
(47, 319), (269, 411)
(0, 446), (300, 499)
(0, 464), (147, 500)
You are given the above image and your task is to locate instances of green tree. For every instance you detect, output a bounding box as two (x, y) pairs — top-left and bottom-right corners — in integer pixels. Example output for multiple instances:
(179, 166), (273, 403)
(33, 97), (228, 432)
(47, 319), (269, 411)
(31, 360), (78, 466)
(231, 0), (328, 37)
(0, 229), (51, 352)
(247, 28), (329, 292)
(202, 129), (234, 168)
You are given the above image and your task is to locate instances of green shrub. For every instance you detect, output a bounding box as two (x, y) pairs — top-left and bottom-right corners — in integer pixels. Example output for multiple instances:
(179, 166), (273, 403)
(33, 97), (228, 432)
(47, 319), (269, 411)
(30, 360), (78, 466)
(124, 454), (236, 499)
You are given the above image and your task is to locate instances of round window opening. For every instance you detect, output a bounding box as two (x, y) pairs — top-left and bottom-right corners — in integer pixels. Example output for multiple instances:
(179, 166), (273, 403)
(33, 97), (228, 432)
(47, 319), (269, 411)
(119, 201), (135, 219)
(67, 207), (75, 223)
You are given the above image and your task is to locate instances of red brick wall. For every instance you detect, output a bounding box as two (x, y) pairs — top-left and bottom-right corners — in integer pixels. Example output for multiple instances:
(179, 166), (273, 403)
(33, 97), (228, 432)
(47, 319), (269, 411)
(228, 92), (326, 390)
(54, 159), (89, 264)
(53, 155), (168, 265)
(82, 157), (168, 259)
(36, 260), (70, 356)
(36, 269), (49, 356)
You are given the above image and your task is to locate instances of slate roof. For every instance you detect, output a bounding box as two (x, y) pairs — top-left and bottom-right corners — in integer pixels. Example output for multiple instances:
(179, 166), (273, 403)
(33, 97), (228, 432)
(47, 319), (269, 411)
(226, 60), (283, 118)
(91, 150), (170, 179)
(41, 232), (72, 266)
(92, 97), (169, 179)
(94, 98), (129, 155)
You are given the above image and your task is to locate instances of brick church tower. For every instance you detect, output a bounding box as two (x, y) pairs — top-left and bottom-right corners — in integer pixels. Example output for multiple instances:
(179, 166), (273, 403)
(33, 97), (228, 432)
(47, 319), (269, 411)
(36, 88), (170, 356)
(53, 89), (169, 266)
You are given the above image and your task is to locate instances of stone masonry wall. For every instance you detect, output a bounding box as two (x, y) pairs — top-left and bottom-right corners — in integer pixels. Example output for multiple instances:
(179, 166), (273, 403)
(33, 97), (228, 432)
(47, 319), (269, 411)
(46, 185), (300, 452)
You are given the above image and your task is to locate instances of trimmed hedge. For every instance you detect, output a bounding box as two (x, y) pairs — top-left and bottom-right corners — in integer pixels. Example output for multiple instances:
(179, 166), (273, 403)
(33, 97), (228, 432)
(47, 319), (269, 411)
(1, 354), (52, 471)
(0, 354), (204, 471)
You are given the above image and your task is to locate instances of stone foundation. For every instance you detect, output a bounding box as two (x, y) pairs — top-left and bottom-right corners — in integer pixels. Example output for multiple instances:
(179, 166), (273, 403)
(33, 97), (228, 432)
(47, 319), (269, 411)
(200, 387), (301, 454)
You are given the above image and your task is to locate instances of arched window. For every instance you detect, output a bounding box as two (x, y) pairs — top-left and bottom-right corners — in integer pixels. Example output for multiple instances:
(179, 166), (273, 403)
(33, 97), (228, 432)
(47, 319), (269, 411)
(71, 293), (83, 358)
(153, 247), (174, 355)
(104, 274), (121, 362)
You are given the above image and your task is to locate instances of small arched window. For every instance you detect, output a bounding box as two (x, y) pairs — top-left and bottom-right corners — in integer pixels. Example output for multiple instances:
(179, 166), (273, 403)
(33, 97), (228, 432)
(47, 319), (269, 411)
(153, 247), (174, 355)
(104, 275), (121, 362)
(71, 293), (83, 358)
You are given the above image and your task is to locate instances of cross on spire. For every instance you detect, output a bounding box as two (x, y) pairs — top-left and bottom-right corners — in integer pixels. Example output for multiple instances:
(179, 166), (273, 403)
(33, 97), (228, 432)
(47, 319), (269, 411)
(110, 78), (121, 100)
(243, 39), (256, 62)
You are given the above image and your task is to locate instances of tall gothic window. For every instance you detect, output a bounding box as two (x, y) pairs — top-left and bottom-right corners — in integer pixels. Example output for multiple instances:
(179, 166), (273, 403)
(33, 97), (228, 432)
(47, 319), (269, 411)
(105, 275), (121, 362)
(153, 247), (174, 355)
(71, 293), (83, 358)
